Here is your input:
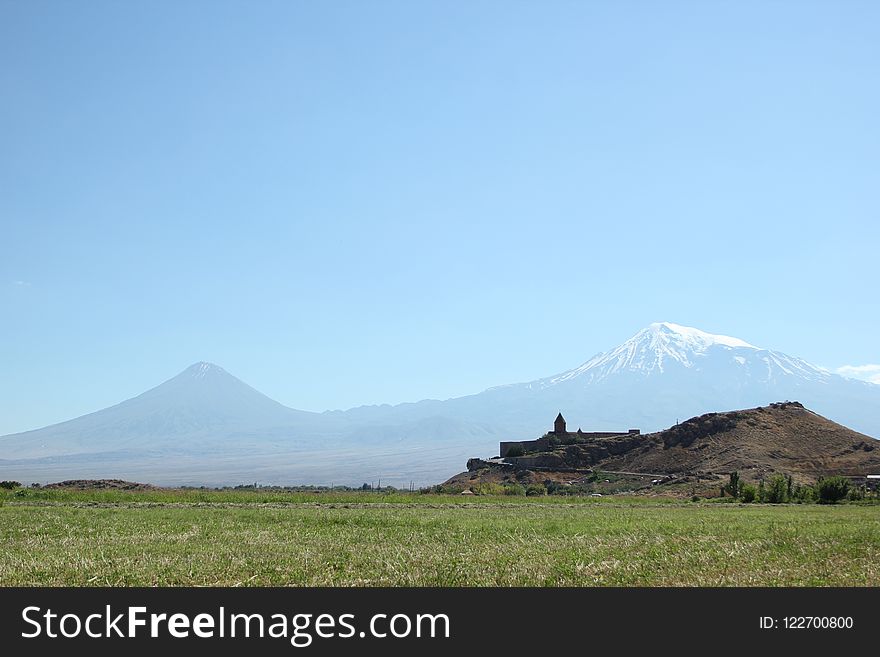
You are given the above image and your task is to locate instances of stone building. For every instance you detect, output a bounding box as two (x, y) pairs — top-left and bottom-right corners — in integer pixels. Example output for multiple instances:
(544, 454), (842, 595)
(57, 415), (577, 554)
(499, 413), (640, 458)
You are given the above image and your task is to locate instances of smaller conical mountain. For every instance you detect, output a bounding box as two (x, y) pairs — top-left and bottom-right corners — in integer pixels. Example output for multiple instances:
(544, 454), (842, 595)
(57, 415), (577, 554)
(0, 362), (322, 459)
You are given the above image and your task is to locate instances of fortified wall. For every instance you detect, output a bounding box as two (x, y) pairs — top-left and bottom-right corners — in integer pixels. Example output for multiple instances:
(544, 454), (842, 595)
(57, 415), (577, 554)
(499, 413), (640, 458)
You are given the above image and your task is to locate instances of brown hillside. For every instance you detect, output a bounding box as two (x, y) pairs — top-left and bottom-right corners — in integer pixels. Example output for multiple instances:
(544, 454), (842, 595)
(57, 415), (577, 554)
(601, 401), (879, 481)
(448, 402), (880, 490)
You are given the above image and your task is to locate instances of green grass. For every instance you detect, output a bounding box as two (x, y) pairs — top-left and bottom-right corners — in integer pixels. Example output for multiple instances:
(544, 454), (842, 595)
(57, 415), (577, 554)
(2, 491), (878, 586)
(0, 487), (678, 505)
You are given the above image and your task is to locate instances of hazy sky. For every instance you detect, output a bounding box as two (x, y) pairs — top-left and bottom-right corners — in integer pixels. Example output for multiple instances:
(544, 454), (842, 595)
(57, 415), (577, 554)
(1, 1), (878, 434)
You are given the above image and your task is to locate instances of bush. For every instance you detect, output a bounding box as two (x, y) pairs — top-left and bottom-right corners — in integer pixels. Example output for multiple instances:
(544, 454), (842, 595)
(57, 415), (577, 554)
(473, 483), (506, 496)
(525, 484), (546, 497)
(505, 445), (524, 458)
(0, 481), (22, 490)
(739, 484), (757, 503)
(847, 486), (865, 502)
(503, 483), (526, 496)
(816, 476), (850, 504)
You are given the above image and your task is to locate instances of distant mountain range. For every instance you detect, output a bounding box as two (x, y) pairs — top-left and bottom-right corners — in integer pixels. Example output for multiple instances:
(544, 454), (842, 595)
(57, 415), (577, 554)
(1, 322), (877, 486)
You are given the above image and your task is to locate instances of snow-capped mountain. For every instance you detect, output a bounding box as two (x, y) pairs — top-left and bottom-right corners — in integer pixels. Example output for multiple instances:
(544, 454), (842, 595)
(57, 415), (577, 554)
(471, 322), (877, 440)
(533, 322), (831, 387)
(0, 323), (877, 487)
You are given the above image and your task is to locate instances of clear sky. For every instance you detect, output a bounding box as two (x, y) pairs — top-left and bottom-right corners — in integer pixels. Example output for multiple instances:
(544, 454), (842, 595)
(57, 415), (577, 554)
(1, 0), (878, 435)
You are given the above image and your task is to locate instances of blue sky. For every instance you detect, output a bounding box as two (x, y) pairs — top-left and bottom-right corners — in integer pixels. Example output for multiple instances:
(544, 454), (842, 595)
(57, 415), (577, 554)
(1, 0), (878, 434)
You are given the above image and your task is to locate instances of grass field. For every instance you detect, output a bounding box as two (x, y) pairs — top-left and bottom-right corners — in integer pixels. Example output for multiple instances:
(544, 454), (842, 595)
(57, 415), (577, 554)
(2, 489), (878, 586)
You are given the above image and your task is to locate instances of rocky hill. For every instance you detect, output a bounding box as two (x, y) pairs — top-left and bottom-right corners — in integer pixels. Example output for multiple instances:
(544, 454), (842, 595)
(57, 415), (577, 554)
(447, 402), (880, 491)
(602, 402), (878, 481)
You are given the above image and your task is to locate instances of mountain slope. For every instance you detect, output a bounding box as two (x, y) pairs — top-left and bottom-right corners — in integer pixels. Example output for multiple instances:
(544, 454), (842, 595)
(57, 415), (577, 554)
(508, 401), (880, 480)
(446, 402), (880, 490)
(460, 322), (879, 440)
(0, 362), (333, 459)
(602, 401), (880, 480)
(334, 323), (878, 443)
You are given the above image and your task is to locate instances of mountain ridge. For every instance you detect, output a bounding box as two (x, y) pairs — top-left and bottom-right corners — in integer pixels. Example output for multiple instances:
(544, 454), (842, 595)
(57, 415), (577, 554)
(1, 322), (877, 486)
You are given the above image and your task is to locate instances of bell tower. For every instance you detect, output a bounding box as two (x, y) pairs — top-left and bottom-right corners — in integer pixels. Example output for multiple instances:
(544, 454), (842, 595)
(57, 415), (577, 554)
(554, 412), (566, 435)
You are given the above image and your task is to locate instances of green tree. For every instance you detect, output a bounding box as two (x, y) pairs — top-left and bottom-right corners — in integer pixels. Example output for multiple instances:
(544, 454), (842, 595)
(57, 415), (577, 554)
(739, 484), (757, 503)
(764, 474), (789, 504)
(816, 476), (850, 504)
(792, 483), (815, 503)
(726, 471), (741, 498)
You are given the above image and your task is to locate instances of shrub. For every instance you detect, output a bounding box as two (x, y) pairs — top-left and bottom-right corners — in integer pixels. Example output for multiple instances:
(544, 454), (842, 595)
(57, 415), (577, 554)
(792, 484), (816, 503)
(525, 484), (546, 497)
(847, 486), (865, 502)
(816, 476), (850, 504)
(0, 481), (21, 490)
(503, 483), (526, 496)
(474, 483), (507, 496)
(739, 484), (757, 503)
(505, 445), (525, 458)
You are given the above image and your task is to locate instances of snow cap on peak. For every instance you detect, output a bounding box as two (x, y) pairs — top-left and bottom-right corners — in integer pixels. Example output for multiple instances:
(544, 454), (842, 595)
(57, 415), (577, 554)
(184, 361), (227, 379)
(544, 322), (761, 386)
(647, 322), (757, 350)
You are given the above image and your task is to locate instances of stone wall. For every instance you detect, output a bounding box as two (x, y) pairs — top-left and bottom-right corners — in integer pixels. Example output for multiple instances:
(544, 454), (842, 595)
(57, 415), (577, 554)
(499, 436), (550, 457)
(500, 430), (640, 457)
